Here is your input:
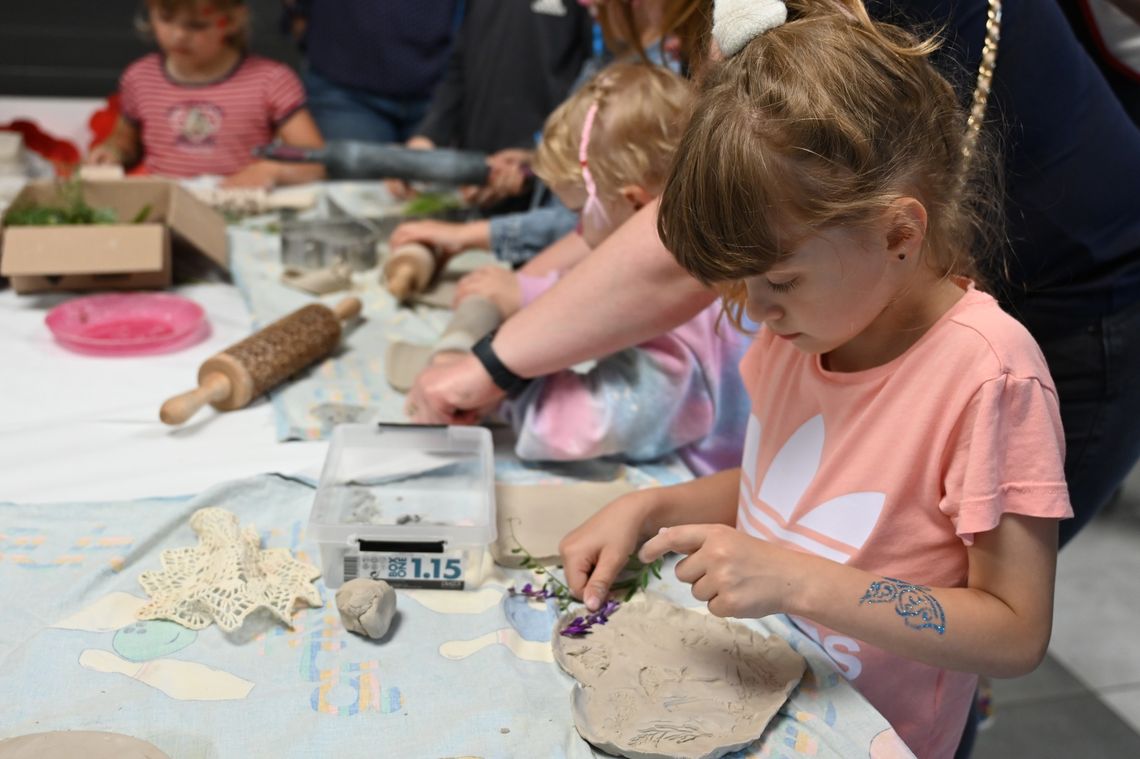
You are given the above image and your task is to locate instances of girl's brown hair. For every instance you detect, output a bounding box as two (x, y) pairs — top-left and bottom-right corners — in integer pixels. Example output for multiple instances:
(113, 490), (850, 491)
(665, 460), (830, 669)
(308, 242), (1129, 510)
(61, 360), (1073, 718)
(657, 0), (1001, 326)
(533, 62), (695, 199)
(138, 0), (250, 51)
(599, 0), (713, 75)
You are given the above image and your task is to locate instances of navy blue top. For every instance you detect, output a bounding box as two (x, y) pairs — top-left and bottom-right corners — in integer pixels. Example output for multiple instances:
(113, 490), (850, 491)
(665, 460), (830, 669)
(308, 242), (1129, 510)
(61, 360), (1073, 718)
(299, 0), (461, 100)
(868, 0), (1140, 317)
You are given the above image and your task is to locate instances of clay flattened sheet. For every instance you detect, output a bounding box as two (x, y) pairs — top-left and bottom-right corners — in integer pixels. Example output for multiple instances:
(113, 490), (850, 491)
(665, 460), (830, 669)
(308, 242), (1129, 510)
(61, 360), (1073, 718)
(412, 271), (461, 309)
(491, 478), (637, 567)
(0, 731), (171, 759)
(553, 597), (806, 759)
(385, 341), (435, 392)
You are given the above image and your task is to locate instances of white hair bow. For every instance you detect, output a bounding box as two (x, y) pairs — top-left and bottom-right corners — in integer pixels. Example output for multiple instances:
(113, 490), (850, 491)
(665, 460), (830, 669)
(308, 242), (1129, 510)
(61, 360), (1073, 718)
(713, 0), (788, 57)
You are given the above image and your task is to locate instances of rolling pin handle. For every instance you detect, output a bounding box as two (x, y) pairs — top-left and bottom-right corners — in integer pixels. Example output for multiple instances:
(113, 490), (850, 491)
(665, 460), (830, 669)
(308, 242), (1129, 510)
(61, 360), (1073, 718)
(159, 372), (233, 425)
(332, 296), (363, 321)
(386, 262), (418, 303)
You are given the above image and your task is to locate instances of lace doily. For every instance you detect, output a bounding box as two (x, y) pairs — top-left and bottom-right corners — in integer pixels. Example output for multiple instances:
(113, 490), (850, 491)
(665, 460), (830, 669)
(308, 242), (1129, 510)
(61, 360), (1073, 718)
(137, 507), (322, 632)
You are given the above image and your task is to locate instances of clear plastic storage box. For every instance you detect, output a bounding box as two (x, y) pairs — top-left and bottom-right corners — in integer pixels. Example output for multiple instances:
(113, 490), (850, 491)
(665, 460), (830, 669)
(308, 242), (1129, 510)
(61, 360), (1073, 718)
(310, 424), (496, 590)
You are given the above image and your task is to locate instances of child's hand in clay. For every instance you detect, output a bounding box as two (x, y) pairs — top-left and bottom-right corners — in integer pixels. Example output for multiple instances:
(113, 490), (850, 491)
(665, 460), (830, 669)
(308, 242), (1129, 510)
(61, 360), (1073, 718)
(560, 490), (660, 612)
(638, 524), (811, 619)
(389, 219), (490, 260)
(454, 266), (522, 318)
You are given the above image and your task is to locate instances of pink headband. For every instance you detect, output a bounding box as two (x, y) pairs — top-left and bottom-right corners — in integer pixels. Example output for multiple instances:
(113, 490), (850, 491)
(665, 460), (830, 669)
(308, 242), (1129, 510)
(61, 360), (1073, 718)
(578, 101), (611, 232)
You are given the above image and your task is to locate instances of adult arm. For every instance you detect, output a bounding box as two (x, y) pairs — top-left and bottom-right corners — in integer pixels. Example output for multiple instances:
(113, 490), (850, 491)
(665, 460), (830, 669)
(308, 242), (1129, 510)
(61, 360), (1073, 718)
(406, 198), (716, 423)
(412, 8), (468, 147)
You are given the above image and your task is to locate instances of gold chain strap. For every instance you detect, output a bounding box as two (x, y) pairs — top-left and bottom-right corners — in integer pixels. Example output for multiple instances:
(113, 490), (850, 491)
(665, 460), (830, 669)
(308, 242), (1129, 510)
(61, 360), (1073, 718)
(962, 0), (1002, 163)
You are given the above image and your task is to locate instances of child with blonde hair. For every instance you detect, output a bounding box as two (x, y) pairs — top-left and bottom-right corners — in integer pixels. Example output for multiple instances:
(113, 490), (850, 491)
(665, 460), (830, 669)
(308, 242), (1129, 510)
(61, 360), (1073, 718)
(560, 2), (1072, 756)
(88, 0), (323, 187)
(437, 61), (750, 475)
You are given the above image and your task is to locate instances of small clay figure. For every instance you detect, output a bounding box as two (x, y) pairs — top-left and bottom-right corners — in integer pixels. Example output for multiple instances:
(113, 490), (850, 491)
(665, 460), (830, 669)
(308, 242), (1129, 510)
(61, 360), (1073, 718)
(336, 578), (397, 639)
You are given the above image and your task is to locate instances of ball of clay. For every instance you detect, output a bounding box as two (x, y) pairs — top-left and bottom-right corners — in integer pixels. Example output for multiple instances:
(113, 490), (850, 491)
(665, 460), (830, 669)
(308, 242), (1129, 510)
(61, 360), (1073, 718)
(336, 578), (397, 639)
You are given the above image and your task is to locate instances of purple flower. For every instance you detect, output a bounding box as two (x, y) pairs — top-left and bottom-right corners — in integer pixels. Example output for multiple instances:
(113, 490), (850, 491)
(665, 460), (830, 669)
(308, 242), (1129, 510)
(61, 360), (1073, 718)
(509, 583), (554, 600)
(560, 600), (622, 637)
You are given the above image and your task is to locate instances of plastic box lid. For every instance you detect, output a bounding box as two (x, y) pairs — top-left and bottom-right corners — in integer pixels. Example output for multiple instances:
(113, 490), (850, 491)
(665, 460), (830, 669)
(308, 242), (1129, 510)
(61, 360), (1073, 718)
(309, 424), (496, 549)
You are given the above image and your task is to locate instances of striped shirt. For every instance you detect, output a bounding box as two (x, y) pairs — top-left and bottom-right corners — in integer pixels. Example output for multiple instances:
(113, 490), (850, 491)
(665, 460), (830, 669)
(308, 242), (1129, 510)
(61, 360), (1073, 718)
(120, 53), (305, 178)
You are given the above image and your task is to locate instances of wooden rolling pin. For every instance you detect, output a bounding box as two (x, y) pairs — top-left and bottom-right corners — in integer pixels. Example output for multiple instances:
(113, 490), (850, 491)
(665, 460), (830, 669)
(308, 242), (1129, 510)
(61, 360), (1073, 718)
(160, 297), (362, 425)
(383, 242), (437, 303)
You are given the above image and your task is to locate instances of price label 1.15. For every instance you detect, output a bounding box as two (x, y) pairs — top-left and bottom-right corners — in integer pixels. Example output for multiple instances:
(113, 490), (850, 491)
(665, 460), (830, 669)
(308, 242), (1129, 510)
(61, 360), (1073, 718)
(344, 551), (465, 590)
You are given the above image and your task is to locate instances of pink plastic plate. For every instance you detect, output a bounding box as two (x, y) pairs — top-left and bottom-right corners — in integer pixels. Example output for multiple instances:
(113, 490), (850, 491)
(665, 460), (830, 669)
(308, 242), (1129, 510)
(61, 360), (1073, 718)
(45, 293), (207, 355)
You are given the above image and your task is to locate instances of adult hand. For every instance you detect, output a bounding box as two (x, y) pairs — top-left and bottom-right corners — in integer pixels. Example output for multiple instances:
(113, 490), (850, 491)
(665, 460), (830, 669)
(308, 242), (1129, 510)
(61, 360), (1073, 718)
(560, 490), (659, 611)
(454, 266), (522, 317)
(461, 148), (533, 207)
(404, 352), (505, 424)
(639, 524), (805, 619)
(388, 219), (488, 261)
(386, 136), (436, 199)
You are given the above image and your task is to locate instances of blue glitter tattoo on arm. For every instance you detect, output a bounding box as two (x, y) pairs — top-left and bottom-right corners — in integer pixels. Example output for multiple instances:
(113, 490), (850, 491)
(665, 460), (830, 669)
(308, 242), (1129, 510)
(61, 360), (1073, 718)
(859, 577), (946, 635)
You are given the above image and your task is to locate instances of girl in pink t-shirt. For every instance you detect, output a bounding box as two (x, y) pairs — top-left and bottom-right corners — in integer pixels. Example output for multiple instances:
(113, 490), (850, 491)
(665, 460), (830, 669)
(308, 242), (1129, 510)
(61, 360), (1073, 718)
(87, 0), (324, 188)
(560, 1), (1072, 756)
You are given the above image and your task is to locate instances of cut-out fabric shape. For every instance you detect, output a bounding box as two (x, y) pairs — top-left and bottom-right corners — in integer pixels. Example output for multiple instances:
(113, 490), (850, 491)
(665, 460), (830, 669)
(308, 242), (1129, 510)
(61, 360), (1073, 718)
(491, 476), (637, 567)
(78, 648), (255, 701)
(137, 507), (322, 632)
(554, 595), (805, 759)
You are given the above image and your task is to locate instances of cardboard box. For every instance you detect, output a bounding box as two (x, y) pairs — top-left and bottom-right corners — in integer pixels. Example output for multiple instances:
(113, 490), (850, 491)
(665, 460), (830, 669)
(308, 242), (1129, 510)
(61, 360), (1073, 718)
(0, 179), (227, 293)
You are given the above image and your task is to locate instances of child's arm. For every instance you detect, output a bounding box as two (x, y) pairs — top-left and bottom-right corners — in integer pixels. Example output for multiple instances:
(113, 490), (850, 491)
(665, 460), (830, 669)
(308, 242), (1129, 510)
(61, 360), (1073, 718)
(86, 116), (141, 167)
(389, 219), (492, 263)
(561, 468), (742, 610)
(639, 513), (1058, 678)
(519, 231), (591, 276)
(223, 108), (325, 188)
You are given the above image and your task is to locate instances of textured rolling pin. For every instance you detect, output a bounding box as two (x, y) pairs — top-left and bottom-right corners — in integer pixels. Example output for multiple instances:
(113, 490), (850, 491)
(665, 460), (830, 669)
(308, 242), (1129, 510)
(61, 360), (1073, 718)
(254, 140), (490, 185)
(383, 242), (438, 303)
(160, 297), (362, 425)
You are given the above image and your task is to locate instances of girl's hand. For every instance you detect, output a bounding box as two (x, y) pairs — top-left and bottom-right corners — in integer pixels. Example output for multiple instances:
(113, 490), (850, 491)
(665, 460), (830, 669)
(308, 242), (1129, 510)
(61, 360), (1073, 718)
(389, 219), (488, 260)
(560, 490), (658, 611)
(454, 266), (521, 317)
(86, 144), (122, 166)
(638, 524), (805, 619)
(462, 148), (533, 207)
(222, 161), (278, 189)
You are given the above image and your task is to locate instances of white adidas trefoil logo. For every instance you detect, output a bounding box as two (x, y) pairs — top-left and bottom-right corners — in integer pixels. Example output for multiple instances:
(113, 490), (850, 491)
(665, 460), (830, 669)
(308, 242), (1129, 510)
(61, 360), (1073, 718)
(739, 413), (886, 564)
(739, 413), (886, 679)
(530, 0), (567, 16)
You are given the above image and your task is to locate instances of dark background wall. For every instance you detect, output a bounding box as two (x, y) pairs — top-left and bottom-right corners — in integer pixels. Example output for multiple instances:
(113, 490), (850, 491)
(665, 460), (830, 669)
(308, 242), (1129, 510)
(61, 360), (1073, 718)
(0, 0), (301, 97)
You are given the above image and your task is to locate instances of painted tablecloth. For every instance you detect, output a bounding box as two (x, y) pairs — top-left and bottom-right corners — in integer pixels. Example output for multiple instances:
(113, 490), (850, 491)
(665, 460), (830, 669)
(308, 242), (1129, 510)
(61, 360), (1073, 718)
(0, 472), (912, 758)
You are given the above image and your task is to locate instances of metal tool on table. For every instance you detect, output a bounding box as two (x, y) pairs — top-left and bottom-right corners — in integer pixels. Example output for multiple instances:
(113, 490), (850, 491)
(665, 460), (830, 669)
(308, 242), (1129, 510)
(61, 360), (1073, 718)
(159, 297), (362, 425)
(280, 216), (381, 271)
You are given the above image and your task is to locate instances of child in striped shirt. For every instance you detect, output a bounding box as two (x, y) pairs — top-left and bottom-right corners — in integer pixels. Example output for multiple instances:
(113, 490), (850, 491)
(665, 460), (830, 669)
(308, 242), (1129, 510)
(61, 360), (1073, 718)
(87, 0), (323, 188)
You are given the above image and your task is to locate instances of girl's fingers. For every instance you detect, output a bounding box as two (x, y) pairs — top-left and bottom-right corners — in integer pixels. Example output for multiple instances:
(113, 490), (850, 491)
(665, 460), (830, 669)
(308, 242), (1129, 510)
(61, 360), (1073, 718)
(583, 546), (628, 612)
(673, 552), (708, 585)
(638, 525), (711, 564)
(690, 574), (718, 603)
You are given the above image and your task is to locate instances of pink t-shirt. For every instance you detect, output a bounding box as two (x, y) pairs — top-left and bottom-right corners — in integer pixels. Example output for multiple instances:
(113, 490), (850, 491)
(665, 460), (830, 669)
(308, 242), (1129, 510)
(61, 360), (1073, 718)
(736, 286), (1071, 758)
(120, 53), (305, 178)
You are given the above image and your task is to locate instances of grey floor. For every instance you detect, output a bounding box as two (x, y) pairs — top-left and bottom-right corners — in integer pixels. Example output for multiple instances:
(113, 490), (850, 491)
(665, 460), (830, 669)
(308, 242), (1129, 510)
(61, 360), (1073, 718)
(973, 463), (1140, 758)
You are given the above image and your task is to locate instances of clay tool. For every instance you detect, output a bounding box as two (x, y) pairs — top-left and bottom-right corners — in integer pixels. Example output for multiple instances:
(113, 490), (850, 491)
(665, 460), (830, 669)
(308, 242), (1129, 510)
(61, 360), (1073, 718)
(254, 140), (490, 185)
(159, 297), (362, 425)
(383, 242), (437, 303)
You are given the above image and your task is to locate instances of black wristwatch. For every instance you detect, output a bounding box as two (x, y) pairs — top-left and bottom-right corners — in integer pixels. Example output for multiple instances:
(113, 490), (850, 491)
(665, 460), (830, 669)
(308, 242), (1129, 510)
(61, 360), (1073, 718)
(472, 330), (532, 398)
